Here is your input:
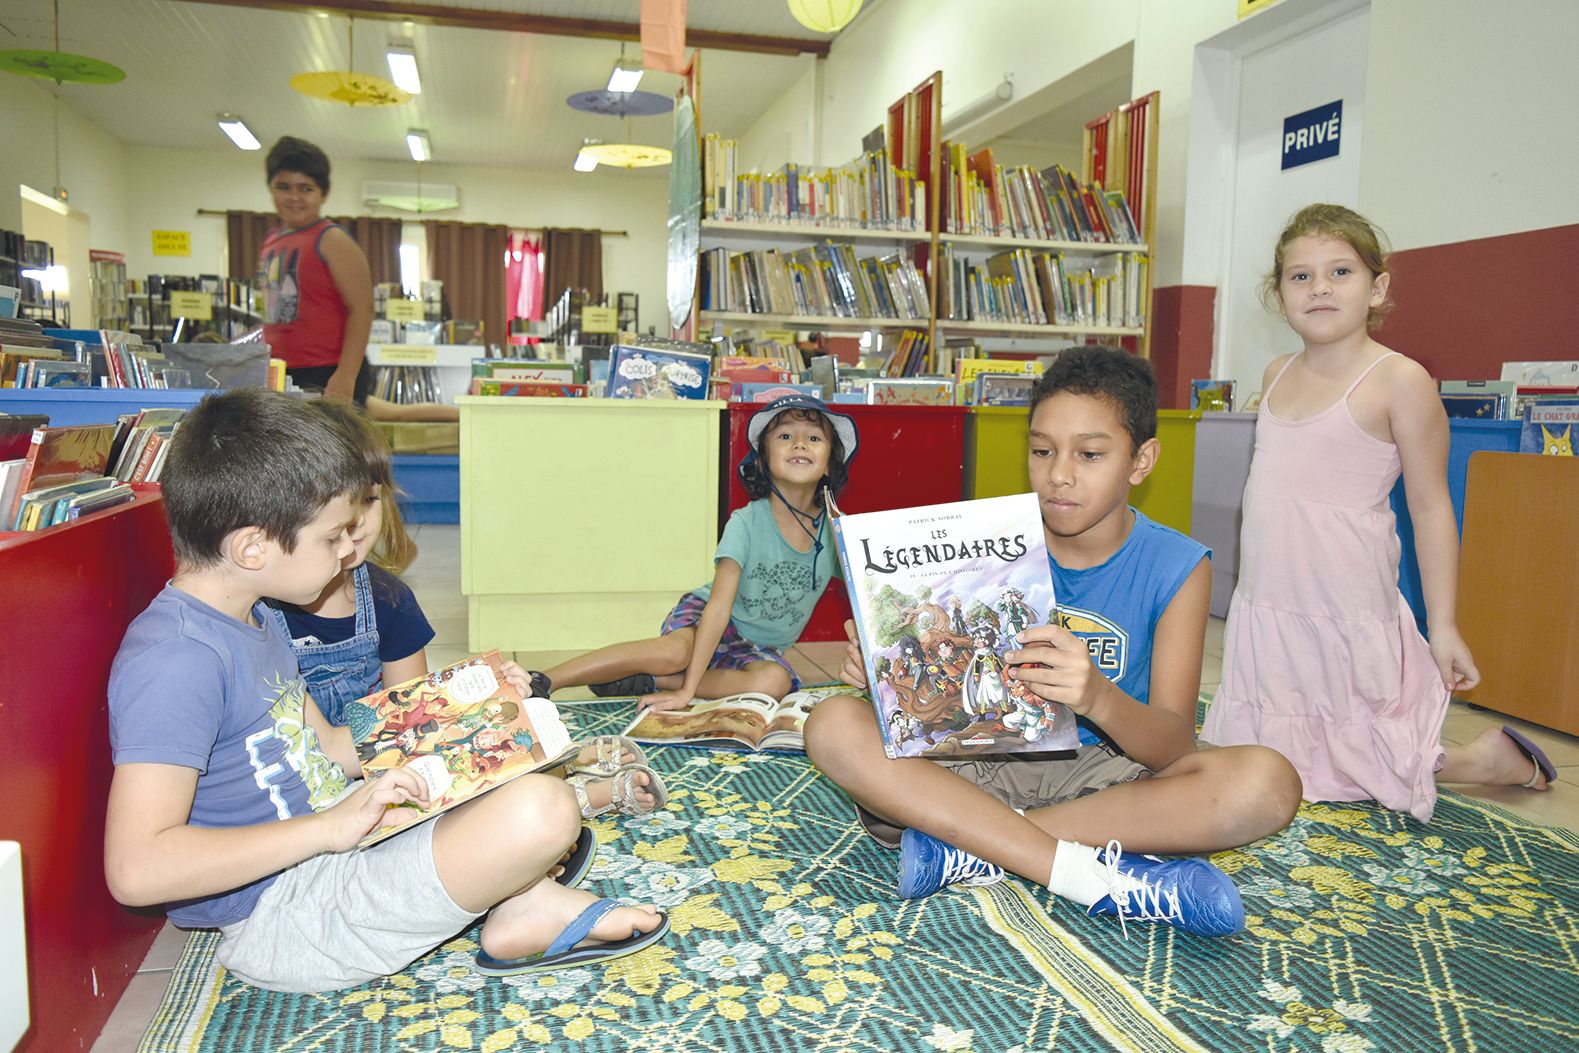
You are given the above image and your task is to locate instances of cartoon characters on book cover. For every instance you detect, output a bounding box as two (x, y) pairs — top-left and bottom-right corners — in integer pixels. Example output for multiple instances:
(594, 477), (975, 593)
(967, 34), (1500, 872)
(345, 651), (572, 846)
(832, 492), (1077, 759)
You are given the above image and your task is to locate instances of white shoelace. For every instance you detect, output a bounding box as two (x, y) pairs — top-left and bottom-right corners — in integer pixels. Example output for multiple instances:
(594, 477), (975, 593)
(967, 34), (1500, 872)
(1099, 839), (1183, 938)
(941, 845), (1005, 888)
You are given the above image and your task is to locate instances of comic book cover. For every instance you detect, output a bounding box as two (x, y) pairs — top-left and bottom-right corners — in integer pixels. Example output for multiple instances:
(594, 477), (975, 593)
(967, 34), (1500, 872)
(349, 651), (576, 847)
(1190, 379), (1236, 412)
(829, 491), (1076, 760)
(606, 345), (712, 400)
(1519, 400), (1579, 456)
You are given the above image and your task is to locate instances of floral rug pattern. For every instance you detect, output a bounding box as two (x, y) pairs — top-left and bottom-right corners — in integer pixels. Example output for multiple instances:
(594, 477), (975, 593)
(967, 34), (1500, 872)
(140, 699), (1579, 1052)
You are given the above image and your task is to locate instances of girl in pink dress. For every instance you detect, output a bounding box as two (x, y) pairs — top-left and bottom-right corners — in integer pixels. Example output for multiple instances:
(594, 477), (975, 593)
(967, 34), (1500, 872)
(1201, 204), (1556, 822)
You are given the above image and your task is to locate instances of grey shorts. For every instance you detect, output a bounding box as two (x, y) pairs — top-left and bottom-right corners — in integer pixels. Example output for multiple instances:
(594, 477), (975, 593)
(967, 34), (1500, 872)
(215, 812), (483, 992)
(854, 742), (1151, 848)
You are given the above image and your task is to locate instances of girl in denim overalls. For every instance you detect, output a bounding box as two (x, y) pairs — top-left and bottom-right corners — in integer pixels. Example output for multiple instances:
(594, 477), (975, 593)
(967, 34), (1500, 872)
(267, 400), (667, 820)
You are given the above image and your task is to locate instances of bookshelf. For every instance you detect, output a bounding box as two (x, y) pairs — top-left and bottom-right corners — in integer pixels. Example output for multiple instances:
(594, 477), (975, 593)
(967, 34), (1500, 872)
(691, 76), (1157, 366)
(0, 488), (172, 1050)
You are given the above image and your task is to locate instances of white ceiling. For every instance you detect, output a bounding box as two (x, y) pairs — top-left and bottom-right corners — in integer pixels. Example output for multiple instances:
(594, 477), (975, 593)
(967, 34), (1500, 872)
(0, 0), (848, 172)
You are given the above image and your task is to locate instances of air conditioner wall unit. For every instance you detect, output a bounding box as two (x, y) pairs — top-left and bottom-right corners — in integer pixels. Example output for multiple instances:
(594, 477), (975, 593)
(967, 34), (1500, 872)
(361, 180), (460, 213)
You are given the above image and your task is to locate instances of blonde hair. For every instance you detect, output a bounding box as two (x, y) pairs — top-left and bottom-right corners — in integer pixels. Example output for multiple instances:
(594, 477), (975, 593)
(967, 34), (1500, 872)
(308, 400), (419, 575)
(1262, 203), (1393, 330)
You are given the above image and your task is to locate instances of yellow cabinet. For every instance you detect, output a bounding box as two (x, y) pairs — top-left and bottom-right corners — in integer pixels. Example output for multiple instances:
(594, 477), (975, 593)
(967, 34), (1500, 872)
(458, 397), (725, 652)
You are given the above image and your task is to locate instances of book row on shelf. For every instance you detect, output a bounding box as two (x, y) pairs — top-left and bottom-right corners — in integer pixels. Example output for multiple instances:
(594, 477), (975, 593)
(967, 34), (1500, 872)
(938, 246), (1148, 330)
(0, 409), (182, 533)
(703, 136), (926, 232)
(1, 319), (274, 390)
(940, 150), (1142, 245)
(700, 244), (931, 323)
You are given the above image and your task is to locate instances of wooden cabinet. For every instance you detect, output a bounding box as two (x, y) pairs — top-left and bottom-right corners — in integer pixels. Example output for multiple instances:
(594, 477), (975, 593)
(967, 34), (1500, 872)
(1456, 452), (1579, 734)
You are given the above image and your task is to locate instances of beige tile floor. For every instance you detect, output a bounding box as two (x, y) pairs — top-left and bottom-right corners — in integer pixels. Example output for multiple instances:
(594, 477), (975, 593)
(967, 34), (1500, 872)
(89, 523), (1579, 1050)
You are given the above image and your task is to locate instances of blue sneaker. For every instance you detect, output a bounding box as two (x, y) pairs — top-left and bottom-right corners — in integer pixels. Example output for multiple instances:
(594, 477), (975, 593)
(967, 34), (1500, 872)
(1085, 840), (1244, 938)
(897, 828), (1006, 899)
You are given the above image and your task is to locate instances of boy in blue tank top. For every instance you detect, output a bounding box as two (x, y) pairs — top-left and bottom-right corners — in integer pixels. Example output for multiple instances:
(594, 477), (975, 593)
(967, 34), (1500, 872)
(805, 348), (1302, 938)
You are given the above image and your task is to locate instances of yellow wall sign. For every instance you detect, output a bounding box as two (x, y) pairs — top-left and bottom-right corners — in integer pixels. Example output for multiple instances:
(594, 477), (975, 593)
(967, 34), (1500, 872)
(761, 329), (798, 344)
(169, 290), (212, 320)
(386, 299), (425, 322)
(581, 306), (617, 333)
(377, 344), (439, 365)
(1238, 0), (1283, 17)
(151, 230), (190, 257)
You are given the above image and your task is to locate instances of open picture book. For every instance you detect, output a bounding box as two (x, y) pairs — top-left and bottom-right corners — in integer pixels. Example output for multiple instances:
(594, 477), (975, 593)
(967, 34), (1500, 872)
(620, 684), (854, 753)
(346, 650), (575, 847)
(828, 490), (1079, 760)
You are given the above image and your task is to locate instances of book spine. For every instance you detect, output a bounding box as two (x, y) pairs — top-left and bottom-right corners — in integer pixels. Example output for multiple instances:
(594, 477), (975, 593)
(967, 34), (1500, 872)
(7, 430), (45, 529)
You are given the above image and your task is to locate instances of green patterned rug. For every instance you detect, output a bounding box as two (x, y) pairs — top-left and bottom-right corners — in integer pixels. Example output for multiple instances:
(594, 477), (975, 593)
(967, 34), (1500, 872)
(140, 699), (1579, 1052)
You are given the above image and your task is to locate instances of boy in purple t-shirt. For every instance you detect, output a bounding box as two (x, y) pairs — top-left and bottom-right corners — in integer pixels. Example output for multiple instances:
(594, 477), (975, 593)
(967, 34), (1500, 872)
(806, 349), (1303, 938)
(104, 389), (668, 992)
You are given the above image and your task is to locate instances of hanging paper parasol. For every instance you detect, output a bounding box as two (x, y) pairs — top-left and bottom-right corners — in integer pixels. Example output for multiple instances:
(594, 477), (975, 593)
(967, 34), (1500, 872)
(0, 49), (124, 83)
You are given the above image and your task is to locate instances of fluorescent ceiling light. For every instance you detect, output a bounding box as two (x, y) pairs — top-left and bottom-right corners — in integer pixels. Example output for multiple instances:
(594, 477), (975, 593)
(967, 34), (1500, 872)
(217, 114), (261, 151)
(607, 60), (642, 93)
(574, 150), (598, 173)
(386, 45), (422, 95)
(406, 129), (431, 163)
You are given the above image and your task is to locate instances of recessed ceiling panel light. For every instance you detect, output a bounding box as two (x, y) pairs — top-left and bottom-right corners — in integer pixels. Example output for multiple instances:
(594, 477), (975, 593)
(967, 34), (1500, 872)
(406, 129), (431, 162)
(386, 45), (421, 95)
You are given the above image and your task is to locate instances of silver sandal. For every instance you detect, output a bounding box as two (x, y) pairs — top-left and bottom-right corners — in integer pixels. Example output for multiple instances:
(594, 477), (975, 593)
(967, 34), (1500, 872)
(567, 764), (670, 819)
(567, 735), (648, 778)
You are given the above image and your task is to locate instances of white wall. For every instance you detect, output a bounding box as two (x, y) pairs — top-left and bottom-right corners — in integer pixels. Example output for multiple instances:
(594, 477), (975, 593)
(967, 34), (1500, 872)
(736, 57), (821, 171)
(0, 78), (128, 297)
(118, 145), (670, 332)
(1360, 0), (1579, 250)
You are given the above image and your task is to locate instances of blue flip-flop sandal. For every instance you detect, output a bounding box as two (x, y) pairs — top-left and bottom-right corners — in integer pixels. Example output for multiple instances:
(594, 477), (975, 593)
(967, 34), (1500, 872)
(554, 827), (597, 889)
(1502, 726), (1558, 788)
(473, 899), (670, 976)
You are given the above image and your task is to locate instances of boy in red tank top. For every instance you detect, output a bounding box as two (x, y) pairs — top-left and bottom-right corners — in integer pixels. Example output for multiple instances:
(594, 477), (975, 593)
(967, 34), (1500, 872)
(260, 137), (374, 403)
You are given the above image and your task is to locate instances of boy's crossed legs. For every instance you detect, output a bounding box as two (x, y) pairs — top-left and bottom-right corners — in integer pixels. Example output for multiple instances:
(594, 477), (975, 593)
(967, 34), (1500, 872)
(806, 695), (1301, 936)
(219, 775), (665, 992)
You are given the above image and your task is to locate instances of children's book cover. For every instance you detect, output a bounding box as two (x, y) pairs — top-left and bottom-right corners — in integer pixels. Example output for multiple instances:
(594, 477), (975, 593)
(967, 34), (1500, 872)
(621, 684), (854, 753)
(865, 378), (954, 406)
(732, 381), (819, 403)
(347, 651), (576, 847)
(1440, 393), (1504, 420)
(973, 373), (1036, 406)
(829, 491), (1076, 760)
(475, 379), (587, 397)
(1519, 401), (1579, 456)
(606, 345), (713, 400)
(1190, 379), (1236, 412)
(7, 423), (115, 529)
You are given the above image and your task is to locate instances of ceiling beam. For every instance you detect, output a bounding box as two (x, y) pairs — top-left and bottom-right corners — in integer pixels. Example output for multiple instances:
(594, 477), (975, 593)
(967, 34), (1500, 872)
(171, 0), (833, 57)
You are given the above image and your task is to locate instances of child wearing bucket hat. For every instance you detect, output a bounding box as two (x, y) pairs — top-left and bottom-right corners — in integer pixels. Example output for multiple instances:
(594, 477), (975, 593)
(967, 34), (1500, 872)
(539, 394), (859, 710)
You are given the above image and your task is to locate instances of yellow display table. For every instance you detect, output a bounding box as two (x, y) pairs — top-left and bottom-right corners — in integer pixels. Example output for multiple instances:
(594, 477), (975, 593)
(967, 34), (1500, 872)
(964, 406), (1032, 499)
(968, 405), (1199, 535)
(458, 397), (725, 652)
(1131, 409), (1200, 534)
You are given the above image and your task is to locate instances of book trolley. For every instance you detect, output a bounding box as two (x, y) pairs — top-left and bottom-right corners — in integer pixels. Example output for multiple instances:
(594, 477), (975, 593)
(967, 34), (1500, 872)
(0, 489), (172, 1050)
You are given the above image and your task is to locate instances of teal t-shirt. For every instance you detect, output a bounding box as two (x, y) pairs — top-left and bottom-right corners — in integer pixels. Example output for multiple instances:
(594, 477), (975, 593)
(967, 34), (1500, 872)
(695, 498), (842, 649)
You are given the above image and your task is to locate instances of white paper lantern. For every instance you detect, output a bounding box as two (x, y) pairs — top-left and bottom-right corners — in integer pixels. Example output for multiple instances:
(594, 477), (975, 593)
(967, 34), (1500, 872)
(787, 0), (864, 34)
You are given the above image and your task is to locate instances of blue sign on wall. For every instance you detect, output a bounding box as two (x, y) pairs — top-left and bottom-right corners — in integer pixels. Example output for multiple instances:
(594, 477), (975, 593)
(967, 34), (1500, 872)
(1281, 100), (1343, 170)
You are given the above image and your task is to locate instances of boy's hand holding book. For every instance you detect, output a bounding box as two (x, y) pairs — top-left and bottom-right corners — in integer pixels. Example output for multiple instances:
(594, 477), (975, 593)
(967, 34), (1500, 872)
(321, 766), (432, 852)
(1005, 625), (1116, 720)
(839, 619), (868, 691)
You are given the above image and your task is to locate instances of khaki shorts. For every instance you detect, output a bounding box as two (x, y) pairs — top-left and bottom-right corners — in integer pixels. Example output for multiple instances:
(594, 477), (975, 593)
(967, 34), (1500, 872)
(215, 795), (484, 992)
(854, 742), (1150, 848)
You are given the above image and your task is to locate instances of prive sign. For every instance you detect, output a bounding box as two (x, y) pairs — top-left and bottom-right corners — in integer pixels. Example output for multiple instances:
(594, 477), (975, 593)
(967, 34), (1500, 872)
(1281, 100), (1343, 171)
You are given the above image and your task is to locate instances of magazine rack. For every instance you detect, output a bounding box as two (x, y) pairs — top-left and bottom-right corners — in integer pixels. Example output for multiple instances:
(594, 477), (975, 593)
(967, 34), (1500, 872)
(0, 488), (172, 1050)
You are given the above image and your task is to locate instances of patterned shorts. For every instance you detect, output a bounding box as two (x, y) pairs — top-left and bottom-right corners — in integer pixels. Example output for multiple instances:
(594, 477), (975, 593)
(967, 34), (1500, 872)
(661, 591), (800, 691)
